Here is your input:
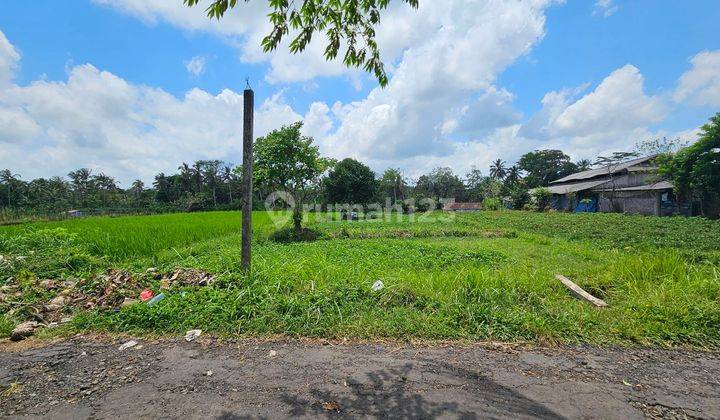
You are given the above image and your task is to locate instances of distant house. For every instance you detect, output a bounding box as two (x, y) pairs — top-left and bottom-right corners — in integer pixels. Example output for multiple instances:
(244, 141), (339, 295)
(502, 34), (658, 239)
(541, 155), (681, 216)
(443, 202), (483, 212)
(66, 209), (83, 218)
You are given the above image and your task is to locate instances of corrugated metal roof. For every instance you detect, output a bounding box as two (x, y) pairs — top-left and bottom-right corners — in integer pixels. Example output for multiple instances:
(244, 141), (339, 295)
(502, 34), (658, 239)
(610, 180), (674, 192)
(543, 179), (611, 194)
(551, 155), (656, 184)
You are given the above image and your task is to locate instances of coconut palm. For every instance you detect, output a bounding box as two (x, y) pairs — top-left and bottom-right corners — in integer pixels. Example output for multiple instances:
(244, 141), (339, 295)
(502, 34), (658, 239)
(489, 159), (507, 180)
(0, 169), (20, 207)
(505, 165), (521, 185)
(178, 163), (194, 193)
(221, 164), (235, 203)
(131, 179), (145, 200)
(576, 159), (593, 171)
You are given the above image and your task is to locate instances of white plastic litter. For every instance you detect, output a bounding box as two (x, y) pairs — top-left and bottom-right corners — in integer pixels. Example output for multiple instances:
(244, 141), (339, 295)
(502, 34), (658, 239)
(118, 340), (138, 351)
(185, 329), (202, 342)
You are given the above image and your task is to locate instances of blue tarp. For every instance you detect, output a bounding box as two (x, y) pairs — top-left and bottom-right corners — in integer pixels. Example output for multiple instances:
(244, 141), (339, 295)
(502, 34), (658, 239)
(574, 197), (598, 213)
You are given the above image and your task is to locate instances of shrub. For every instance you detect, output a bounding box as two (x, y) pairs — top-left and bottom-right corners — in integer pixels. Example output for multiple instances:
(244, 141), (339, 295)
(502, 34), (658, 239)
(484, 198), (502, 211)
(269, 226), (322, 243)
(531, 187), (552, 212)
(510, 188), (530, 210)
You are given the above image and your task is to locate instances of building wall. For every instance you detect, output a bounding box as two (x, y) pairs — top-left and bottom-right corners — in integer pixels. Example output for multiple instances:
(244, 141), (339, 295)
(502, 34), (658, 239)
(598, 195), (616, 213)
(598, 191), (663, 215)
(620, 192), (658, 216)
(597, 172), (657, 189)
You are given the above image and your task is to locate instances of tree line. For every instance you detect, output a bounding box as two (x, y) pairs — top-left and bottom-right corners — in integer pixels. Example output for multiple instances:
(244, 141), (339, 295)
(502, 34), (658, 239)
(2, 114), (718, 220)
(0, 147), (589, 217)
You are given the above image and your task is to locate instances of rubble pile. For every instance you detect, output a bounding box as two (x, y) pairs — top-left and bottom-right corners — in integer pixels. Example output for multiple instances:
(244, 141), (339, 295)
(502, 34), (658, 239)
(1, 267), (217, 341)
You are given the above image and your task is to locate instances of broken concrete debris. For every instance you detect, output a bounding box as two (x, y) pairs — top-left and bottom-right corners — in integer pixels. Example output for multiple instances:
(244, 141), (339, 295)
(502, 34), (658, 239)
(184, 329), (202, 342)
(10, 321), (39, 341)
(2, 268), (217, 341)
(118, 340), (138, 351)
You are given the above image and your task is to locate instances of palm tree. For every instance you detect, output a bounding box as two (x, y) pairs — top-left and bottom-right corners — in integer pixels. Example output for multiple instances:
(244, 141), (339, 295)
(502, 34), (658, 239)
(505, 165), (521, 185)
(489, 159), (507, 180)
(576, 159), (593, 171)
(131, 179), (145, 200)
(221, 164), (235, 203)
(91, 173), (119, 207)
(192, 161), (204, 193)
(154, 173), (172, 203)
(201, 160), (222, 207)
(68, 168), (92, 206)
(178, 163), (193, 194)
(0, 169), (20, 207)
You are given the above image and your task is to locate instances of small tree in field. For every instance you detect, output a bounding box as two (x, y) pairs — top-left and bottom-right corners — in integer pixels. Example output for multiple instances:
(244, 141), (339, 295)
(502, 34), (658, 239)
(254, 122), (332, 232)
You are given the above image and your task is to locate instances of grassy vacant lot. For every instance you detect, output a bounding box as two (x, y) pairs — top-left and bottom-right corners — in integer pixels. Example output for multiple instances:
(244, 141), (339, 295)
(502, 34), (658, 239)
(1, 210), (719, 347)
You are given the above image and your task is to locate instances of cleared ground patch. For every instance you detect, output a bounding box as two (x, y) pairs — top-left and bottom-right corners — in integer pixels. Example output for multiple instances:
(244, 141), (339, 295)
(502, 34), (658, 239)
(1, 211), (719, 346)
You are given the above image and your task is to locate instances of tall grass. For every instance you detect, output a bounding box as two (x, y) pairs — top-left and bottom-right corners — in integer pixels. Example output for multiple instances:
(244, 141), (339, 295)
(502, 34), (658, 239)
(0, 211), (276, 261)
(3, 210), (720, 346)
(74, 233), (720, 346)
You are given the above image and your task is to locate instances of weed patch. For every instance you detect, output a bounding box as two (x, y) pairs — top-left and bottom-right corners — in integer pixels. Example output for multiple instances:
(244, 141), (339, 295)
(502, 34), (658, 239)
(1, 210), (719, 346)
(268, 227), (322, 243)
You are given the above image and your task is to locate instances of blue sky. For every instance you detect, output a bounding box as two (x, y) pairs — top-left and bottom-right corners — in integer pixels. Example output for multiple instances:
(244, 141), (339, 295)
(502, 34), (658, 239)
(0, 0), (718, 184)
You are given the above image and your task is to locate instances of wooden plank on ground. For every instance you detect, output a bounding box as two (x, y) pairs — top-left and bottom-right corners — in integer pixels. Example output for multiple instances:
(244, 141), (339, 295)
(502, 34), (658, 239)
(555, 274), (608, 308)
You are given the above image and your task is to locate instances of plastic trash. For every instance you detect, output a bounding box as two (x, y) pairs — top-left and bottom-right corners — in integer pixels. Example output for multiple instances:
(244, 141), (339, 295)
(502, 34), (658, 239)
(185, 329), (202, 342)
(118, 340), (138, 351)
(146, 293), (165, 306)
(371, 280), (384, 292)
(140, 289), (154, 302)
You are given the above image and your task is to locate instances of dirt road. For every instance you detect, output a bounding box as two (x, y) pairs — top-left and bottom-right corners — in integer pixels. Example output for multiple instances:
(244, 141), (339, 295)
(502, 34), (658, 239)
(1, 335), (718, 419)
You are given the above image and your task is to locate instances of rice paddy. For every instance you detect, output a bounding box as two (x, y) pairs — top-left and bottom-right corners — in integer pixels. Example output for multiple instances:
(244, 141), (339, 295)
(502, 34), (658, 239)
(1, 210), (719, 346)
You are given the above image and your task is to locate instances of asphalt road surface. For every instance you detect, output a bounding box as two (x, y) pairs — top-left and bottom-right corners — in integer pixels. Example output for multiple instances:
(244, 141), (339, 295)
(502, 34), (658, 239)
(1, 335), (718, 419)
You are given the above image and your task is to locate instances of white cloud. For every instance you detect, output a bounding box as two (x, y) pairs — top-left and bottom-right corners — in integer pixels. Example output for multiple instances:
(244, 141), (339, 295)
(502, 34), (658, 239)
(319, 0), (551, 165)
(93, 0), (358, 84)
(674, 50), (720, 106)
(366, 125), (537, 181)
(0, 30), (313, 185)
(302, 102), (334, 140)
(3, 1), (705, 187)
(92, 0), (267, 37)
(517, 64), (667, 161)
(593, 0), (618, 18)
(673, 126), (703, 145)
(0, 29), (20, 84)
(185, 56), (206, 76)
(552, 65), (666, 136)
(91, 0), (566, 178)
(89, 0), (671, 178)
(94, 0), (556, 88)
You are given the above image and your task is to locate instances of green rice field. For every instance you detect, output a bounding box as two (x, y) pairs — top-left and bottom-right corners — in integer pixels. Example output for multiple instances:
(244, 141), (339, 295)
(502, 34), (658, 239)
(1, 210), (719, 347)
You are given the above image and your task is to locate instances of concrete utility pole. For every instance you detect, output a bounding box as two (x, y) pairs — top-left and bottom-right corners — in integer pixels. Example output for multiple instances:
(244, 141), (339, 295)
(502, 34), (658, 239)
(241, 85), (254, 273)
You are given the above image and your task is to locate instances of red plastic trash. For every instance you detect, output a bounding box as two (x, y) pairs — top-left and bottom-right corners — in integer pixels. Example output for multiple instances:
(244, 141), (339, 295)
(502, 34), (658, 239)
(140, 289), (154, 302)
